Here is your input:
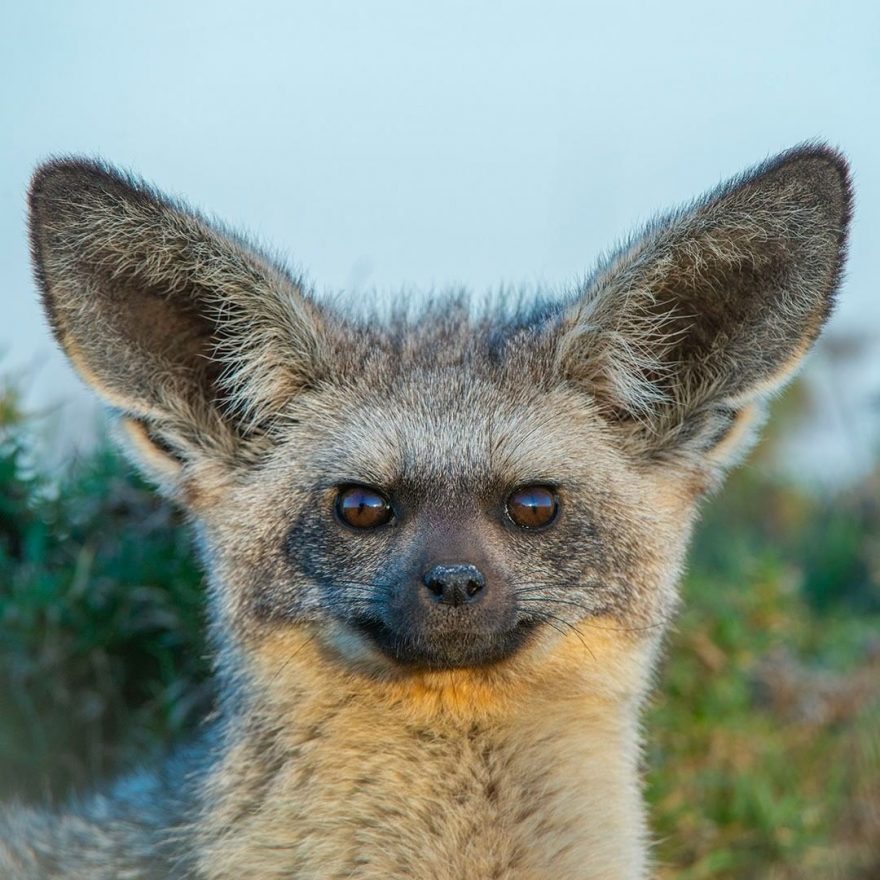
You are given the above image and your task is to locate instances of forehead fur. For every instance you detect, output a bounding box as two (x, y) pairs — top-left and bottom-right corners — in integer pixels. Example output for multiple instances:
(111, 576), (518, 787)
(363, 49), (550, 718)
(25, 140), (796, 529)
(274, 296), (617, 491)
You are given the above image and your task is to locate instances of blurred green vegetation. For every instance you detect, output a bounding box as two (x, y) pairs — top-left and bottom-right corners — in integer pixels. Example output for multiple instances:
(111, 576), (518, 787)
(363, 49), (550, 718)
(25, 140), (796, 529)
(648, 387), (880, 880)
(1, 378), (878, 878)
(0, 384), (211, 801)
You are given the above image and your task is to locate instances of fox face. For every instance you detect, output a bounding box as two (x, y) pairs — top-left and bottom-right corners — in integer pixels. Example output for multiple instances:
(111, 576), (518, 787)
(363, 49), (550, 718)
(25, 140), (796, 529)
(207, 323), (682, 672)
(28, 148), (850, 691)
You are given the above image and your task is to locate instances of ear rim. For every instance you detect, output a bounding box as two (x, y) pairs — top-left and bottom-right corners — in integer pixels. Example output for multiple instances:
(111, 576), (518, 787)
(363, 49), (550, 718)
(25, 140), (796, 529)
(556, 141), (853, 470)
(699, 142), (852, 345)
(116, 416), (185, 493)
(28, 155), (308, 367)
(29, 157), (187, 359)
(28, 156), (328, 470)
(589, 141), (852, 310)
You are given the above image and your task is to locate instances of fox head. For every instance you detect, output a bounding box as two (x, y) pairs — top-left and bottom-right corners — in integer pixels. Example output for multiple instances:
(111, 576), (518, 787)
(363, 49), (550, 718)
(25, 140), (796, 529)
(28, 148), (850, 707)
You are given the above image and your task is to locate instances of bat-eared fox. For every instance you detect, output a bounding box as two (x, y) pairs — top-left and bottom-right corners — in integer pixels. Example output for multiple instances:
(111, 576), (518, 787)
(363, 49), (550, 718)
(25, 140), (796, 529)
(1, 144), (851, 878)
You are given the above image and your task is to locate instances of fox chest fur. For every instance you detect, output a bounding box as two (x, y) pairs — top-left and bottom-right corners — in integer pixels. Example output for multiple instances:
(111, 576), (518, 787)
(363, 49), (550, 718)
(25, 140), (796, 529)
(193, 628), (654, 880)
(0, 145), (850, 878)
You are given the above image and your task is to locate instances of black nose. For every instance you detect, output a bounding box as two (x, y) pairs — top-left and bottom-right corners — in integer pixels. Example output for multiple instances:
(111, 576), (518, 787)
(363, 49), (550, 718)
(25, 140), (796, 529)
(422, 563), (486, 607)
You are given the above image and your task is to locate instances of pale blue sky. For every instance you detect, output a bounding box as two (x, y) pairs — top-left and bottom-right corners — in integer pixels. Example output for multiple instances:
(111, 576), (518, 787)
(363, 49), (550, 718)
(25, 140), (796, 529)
(2, 0), (878, 474)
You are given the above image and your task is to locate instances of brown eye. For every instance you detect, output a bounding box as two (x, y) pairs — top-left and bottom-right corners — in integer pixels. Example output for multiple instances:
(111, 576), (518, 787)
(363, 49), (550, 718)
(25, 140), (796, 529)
(335, 485), (393, 529)
(506, 485), (558, 529)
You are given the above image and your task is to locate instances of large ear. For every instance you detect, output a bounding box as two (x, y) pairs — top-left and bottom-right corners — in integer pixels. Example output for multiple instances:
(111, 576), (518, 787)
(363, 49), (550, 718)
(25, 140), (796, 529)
(29, 159), (325, 490)
(557, 144), (852, 482)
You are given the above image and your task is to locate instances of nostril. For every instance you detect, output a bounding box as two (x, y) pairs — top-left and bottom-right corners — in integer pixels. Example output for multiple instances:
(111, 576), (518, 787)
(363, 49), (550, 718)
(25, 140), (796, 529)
(425, 575), (444, 597)
(422, 564), (486, 605)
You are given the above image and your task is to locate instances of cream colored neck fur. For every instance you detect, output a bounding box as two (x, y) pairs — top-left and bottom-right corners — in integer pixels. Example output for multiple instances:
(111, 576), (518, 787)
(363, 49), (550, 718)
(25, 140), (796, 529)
(196, 624), (657, 880)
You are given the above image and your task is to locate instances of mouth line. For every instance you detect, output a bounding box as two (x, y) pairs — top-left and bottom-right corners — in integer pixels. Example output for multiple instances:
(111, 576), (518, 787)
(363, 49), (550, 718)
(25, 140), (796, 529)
(349, 614), (541, 669)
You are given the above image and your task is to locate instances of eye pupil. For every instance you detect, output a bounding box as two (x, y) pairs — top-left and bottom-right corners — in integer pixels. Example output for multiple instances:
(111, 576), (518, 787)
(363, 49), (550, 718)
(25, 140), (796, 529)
(506, 485), (558, 529)
(336, 486), (393, 529)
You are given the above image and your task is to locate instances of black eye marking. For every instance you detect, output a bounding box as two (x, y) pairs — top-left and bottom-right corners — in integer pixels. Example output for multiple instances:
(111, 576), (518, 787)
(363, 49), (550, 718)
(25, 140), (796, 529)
(335, 485), (394, 530)
(505, 485), (559, 530)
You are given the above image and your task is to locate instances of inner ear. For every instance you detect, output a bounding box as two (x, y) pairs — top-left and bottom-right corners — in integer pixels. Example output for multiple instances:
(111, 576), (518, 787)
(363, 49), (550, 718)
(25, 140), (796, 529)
(649, 240), (797, 392)
(80, 281), (223, 415)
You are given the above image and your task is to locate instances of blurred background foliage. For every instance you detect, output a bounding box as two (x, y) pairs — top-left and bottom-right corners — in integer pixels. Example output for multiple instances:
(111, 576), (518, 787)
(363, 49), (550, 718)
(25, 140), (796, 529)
(0, 376), (878, 879)
(0, 382), (212, 803)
